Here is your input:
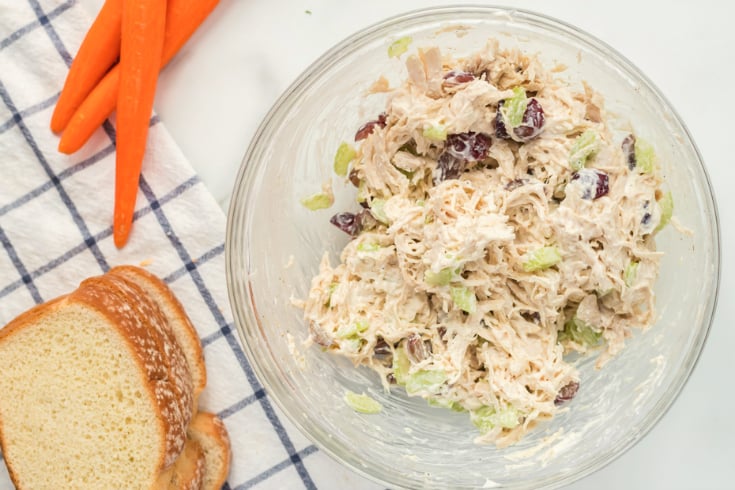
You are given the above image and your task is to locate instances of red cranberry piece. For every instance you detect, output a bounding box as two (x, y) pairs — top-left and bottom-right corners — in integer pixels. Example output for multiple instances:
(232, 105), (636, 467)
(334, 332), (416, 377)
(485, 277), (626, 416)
(354, 112), (388, 141)
(445, 132), (492, 161)
(373, 337), (392, 361)
(443, 70), (476, 86)
(571, 169), (609, 200)
(513, 98), (545, 142)
(622, 133), (636, 170)
(329, 212), (362, 236)
(406, 333), (432, 363)
(495, 99), (546, 142)
(433, 152), (466, 184)
(504, 178), (528, 191)
(494, 100), (510, 139)
(554, 381), (579, 406)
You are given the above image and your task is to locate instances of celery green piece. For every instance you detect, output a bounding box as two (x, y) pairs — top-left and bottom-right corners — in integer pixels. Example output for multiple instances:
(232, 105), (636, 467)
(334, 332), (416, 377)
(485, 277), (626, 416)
(470, 405), (520, 434)
(357, 242), (380, 252)
(427, 397), (466, 412)
(388, 36), (412, 58)
(424, 267), (454, 286)
(356, 180), (369, 205)
(405, 369), (447, 396)
(624, 260), (639, 287)
(370, 198), (389, 224)
(336, 320), (369, 339)
(569, 129), (600, 171)
(333, 142), (356, 177)
(450, 286), (477, 314)
(655, 191), (673, 232)
(392, 346), (411, 385)
(344, 391), (383, 414)
(501, 87), (528, 128)
(423, 125), (448, 141)
(300, 192), (333, 210)
(634, 138), (655, 173)
(522, 246), (562, 272)
(559, 316), (602, 346)
(325, 282), (338, 307)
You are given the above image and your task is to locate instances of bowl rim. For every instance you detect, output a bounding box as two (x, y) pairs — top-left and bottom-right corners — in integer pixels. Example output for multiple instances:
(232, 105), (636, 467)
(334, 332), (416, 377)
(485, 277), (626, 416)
(226, 4), (721, 489)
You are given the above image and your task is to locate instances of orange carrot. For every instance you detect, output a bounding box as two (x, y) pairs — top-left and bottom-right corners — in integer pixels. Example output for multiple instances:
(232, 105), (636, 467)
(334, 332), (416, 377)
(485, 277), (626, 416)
(113, 0), (167, 248)
(58, 0), (220, 154)
(50, 0), (122, 134)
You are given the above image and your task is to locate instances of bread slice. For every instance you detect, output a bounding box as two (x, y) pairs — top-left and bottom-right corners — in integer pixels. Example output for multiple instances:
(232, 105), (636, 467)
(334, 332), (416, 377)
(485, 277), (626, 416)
(0, 273), (194, 489)
(109, 265), (207, 408)
(187, 412), (231, 490)
(155, 437), (205, 490)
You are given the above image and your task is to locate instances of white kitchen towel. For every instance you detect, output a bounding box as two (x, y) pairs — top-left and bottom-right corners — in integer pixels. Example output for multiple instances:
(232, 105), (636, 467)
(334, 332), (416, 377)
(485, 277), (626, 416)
(0, 1), (333, 489)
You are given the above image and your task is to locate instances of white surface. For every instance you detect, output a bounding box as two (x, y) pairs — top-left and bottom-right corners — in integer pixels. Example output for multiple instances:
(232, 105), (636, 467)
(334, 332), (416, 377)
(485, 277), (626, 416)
(81, 0), (734, 488)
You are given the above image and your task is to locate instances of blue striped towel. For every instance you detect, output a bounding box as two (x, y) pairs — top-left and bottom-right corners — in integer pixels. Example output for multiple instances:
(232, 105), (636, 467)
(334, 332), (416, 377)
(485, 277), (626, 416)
(0, 1), (375, 488)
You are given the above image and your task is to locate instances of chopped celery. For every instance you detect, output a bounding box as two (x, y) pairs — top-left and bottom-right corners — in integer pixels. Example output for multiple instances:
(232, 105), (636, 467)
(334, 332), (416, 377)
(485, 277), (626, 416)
(501, 87), (528, 128)
(336, 320), (369, 339)
(388, 36), (412, 58)
(655, 191), (673, 232)
(344, 391), (383, 414)
(428, 397), (466, 412)
(325, 282), (338, 307)
(522, 246), (562, 272)
(392, 346), (446, 395)
(423, 125), (448, 141)
(392, 346), (411, 385)
(300, 191), (333, 210)
(356, 180), (369, 205)
(559, 316), (602, 346)
(624, 260), (639, 287)
(424, 267), (454, 286)
(333, 142), (356, 177)
(357, 241), (380, 252)
(569, 129), (600, 171)
(405, 369), (447, 395)
(635, 138), (655, 173)
(370, 199), (389, 224)
(450, 286), (477, 314)
(470, 405), (520, 434)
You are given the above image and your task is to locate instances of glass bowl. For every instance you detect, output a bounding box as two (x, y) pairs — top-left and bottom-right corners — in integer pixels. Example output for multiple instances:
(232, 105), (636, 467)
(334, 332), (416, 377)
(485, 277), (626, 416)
(225, 6), (719, 489)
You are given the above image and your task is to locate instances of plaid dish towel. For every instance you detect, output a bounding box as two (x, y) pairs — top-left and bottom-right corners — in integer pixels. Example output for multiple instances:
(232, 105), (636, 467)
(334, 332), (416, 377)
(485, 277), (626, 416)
(0, 1), (379, 489)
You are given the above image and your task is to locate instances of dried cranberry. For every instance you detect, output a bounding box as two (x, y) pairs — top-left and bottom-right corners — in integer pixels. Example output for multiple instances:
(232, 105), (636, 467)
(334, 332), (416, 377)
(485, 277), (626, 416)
(443, 70), (476, 86)
(494, 99), (545, 142)
(513, 98), (545, 142)
(329, 212), (362, 236)
(554, 381), (579, 406)
(433, 152), (466, 184)
(445, 132), (492, 161)
(494, 100), (510, 139)
(354, 112), (387, 141)
(571, 169), (609, 200)
(622, 133), (636, 170)
(406, 334), (432, 363)
(433, 132), (492, 184)
(373, 338), (392, 361)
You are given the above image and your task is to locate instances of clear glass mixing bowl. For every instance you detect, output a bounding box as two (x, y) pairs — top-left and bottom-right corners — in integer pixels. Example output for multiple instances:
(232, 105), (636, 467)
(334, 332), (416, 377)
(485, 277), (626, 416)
(226, 6), (719, 489)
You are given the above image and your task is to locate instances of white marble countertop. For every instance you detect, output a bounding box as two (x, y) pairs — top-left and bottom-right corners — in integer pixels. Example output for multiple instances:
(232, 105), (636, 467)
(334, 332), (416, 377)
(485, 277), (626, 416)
(81, 0), (735, 488)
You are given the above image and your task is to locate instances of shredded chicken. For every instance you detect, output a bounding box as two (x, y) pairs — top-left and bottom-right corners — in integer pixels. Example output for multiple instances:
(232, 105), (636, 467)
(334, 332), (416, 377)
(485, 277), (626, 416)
(302, 40), (668, 446)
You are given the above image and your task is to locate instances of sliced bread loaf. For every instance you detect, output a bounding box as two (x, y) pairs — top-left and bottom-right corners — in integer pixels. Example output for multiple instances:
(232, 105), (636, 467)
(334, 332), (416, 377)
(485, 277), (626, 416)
(108, 265), (207, 408)
(0, 273), (194, 489)
(187, 412), (231, 490)
(155, 437), (205, 490)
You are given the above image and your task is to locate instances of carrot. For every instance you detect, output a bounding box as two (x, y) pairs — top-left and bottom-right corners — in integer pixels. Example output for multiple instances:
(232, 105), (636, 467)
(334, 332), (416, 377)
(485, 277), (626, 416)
(50, 0), (122, 134)
(113, 0), (167, 248)
(58, 0), (220, 154)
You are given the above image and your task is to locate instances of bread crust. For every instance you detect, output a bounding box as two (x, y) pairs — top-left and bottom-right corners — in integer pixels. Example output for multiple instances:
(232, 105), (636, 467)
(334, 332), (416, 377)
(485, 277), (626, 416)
(76, 274), (195, 469)
(187, 412), (232, 490)
(108, 265), (207, 407)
